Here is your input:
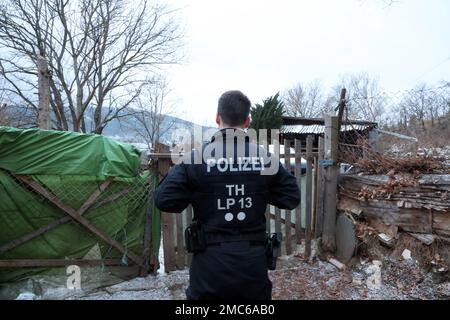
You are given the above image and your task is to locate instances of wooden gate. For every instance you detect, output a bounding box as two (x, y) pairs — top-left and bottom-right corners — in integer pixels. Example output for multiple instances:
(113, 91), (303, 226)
(155, 134), (327, 273)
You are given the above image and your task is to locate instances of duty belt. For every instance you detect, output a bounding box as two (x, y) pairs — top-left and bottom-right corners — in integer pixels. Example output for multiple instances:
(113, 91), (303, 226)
(203, 231), (267, 245)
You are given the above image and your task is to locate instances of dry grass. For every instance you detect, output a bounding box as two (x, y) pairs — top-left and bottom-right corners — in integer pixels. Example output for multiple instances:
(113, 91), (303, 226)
(340, 138), (448, 175)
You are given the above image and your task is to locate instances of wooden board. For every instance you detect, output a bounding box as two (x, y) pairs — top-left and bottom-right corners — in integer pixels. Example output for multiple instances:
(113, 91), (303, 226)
(185, 205), (193, 266)
(0, 259), (123, 268)
(305, 135), (313, 258)
(294, 139), (303, 244)
(162, 212), (176, 272)
(338, 174), (450, 235)
(315, 137), (325, 237)
(274, 207), (282, 235)
(176, 212), (185, 269)
(284, 139), (292, 255)
(141, 173), (155, 276)
(273, 140), (282, 256)
(265, 205), (271, 233)
(313, 154), (319, 235)
(433, 211), (450, 237)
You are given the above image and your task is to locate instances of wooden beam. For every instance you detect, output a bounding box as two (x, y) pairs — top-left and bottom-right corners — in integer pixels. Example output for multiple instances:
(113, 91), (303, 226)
(0, 259), (123, 268)
(15, 175), (144, 267)
(89, 187), (134, 211)
(77, 177), (114, 214)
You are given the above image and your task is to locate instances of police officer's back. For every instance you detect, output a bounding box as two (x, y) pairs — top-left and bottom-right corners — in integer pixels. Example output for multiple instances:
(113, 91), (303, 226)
(154, 90), (300, 300)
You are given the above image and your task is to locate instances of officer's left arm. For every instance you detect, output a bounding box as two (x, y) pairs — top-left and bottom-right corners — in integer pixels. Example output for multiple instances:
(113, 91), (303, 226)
(154, 163), (191, 213)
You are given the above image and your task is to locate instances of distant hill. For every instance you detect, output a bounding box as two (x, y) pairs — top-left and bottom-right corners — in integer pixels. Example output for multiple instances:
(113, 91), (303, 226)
(3, 104), (216, 151)
(94, 113), (208, 144)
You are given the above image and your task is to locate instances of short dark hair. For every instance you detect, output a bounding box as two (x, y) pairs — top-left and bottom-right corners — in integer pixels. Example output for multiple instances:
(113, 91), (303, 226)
(217, 90), (251, 126)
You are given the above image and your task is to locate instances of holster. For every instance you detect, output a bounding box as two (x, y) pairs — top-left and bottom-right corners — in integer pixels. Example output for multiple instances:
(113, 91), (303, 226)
(185, 220), (206, 254)
(265, 232), (283, 270)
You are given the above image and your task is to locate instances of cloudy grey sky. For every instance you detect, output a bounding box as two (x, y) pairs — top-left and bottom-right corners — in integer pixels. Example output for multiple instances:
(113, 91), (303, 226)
(164, 0), (450, 126)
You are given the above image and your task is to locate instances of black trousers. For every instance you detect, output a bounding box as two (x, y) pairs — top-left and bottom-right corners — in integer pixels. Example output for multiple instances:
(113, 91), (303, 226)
(185, 241), (272, 300)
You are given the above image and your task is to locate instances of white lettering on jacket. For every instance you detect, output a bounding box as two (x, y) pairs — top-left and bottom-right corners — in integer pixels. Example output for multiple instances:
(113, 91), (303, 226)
(206, 157), (264, 173)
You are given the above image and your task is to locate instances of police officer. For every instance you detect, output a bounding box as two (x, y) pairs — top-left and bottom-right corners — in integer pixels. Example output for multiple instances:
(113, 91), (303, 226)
(154, 90), (300, 300)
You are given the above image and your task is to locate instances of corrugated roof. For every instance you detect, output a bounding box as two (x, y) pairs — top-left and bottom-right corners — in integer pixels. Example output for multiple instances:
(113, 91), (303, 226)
(282, 116), (377, 127)
(280, 123), (373, 135)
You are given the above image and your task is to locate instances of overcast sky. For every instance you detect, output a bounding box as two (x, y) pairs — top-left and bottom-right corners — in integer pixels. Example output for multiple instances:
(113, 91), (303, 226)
(163, 0), (450, 126)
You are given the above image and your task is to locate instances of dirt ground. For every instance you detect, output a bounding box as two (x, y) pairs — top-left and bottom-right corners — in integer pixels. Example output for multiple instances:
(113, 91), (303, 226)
(270, 255), (449, 300)
(9, 235), (449, 300)
(58, 254), (448, 300)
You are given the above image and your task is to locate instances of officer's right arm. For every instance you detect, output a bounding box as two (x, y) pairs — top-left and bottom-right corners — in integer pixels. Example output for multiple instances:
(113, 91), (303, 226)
(267, 162), (300, 210)
(154, 163), (191, 213)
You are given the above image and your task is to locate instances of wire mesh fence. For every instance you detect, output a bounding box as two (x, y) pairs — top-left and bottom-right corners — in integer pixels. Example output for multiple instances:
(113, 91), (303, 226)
(0, 169), (158, 282)
(336, 83), (450, 174)
(338, 123), (450, 175)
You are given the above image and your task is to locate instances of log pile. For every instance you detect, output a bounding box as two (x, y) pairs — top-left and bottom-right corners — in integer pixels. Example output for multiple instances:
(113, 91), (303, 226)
(338, 174), (450, 242)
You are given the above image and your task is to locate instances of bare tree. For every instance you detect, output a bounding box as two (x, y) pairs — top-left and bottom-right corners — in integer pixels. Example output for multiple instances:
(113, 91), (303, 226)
(435, 81), (450, 124)
(398, 83), (445, 129)
(337, 73), (386, 122)
(283, 80), (328, 118)
(122, 74), (180, 152)
(0, 0), (183, 133)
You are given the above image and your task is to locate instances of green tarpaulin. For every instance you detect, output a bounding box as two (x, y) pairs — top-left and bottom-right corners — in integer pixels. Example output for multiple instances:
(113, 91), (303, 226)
(0, 126), (160, 283)
(0, 126), (141, 178)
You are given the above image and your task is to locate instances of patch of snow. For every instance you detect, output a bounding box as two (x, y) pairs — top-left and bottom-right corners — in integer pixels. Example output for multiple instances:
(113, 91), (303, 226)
(401, 249), (412, 260)
(15, 292), (38, 300)
(158, 239), (165, 275)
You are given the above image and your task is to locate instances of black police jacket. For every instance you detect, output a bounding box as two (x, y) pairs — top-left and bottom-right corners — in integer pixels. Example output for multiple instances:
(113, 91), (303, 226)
(154, 128), (300, 235)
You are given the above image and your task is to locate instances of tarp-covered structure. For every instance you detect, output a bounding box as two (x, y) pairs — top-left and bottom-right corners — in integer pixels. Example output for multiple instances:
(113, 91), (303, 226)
(0, 126), (160, 286)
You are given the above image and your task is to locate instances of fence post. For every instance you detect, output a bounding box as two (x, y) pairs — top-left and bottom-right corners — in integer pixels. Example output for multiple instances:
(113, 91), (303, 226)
(273, 134), (281, 256)
(337, 88), (347, 134)
(158, 157), (176, 272)
(321, 115), (339, 253)
(140, 164), (157, 276)
(315, 136), (325, 238)
(305, 135), (313, 258)
(284, 139), (292, 255)
(294, 139), (303, 244)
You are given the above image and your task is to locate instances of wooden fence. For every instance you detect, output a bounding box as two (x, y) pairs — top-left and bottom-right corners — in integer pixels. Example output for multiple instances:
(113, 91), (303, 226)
(157, 135), (327, 272)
